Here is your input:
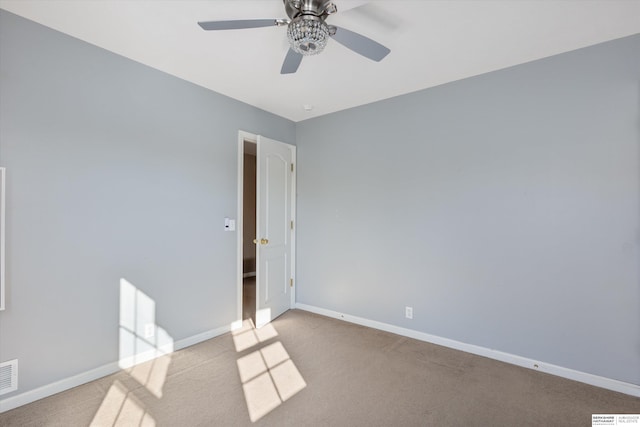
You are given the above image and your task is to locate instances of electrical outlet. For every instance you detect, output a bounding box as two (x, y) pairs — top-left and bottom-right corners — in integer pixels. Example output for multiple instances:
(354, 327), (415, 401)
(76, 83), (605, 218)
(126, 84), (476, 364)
(405, 306), (413, 319)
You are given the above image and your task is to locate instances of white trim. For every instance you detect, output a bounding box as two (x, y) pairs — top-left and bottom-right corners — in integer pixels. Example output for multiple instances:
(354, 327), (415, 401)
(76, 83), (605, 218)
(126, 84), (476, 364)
(0, 324), (230, 413)
(295, 303), (640, 398)
(0, 167), (5, 311)
(289, 145), (296, 308)
(173, 324), (229, 351)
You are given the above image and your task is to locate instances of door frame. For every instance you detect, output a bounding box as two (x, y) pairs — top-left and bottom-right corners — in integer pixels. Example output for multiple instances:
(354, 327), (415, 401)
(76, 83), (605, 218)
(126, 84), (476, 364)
(236, 130), (296, 324)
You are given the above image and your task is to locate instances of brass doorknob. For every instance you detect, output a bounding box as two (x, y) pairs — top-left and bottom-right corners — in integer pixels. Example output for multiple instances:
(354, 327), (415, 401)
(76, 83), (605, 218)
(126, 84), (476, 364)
(260, 238), (269, 245)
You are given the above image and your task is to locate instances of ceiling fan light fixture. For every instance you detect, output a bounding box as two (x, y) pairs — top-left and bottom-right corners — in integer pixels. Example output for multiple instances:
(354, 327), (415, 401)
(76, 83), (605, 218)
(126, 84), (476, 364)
(287, 16), (329, 56)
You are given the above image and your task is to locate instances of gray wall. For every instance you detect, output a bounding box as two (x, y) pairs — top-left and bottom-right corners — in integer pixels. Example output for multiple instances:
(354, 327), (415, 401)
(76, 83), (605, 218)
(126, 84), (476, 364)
(296, 34), (640, 385)
(1, 6), (639, 402)
(0, 10), (294, 396)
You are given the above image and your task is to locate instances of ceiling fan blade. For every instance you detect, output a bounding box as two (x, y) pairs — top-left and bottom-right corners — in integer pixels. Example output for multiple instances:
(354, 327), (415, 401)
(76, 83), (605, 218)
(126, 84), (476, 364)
(198, 19), (277, 31)
(281, 49), (303, 74)
(331, 26), (390, 62)
(335, 0), (370, 13)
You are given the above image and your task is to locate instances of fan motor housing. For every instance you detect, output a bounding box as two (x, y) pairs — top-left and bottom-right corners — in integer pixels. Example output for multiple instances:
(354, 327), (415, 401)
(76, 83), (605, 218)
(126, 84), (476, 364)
(284, 0), (336, 20)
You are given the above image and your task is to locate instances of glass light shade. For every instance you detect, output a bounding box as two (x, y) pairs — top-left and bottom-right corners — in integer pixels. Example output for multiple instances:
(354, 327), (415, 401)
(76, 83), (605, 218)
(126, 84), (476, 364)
(287, 16), (329, 56)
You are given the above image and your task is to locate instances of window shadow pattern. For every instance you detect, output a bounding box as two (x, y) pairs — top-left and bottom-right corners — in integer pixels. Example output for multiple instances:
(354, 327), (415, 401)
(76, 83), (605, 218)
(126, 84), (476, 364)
(90, 279), (174, 426)
(232, 318), (307, 422)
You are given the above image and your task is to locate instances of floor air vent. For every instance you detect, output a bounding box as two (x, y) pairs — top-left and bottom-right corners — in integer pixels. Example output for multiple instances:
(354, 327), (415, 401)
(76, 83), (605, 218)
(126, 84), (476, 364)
(0, 359), (18, 395)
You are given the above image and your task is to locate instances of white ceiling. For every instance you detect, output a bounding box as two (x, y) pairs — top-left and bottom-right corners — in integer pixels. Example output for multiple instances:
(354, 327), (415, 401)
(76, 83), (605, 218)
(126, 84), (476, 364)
(1, 0), (639, 122)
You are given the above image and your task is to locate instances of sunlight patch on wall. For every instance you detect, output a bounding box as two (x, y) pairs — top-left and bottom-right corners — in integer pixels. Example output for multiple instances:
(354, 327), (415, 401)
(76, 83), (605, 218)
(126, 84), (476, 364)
(93, 279), (176, 424)
(119, 279), (174, 368)
(119, 278), (174, 398)
(90, 380), (155, 427)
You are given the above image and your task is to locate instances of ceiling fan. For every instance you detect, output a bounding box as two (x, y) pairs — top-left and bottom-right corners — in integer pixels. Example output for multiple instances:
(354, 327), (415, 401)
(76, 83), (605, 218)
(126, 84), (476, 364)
(198, 0), (391, 74)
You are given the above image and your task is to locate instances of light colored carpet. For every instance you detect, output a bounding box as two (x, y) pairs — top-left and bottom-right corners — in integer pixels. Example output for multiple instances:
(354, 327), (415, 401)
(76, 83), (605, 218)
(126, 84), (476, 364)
(1, 309), (639, 426)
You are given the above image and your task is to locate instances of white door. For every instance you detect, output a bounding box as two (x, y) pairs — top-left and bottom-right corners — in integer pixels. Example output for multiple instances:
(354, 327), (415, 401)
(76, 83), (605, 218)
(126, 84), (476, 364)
(255, 135), (294, 328)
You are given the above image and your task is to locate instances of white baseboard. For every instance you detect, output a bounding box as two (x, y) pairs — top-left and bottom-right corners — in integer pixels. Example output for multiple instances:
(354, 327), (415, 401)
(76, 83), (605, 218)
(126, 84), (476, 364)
(0, 324), (231, 413)
(173, 324), (230, 351)
(295, 303), (640, 398)
(0, 362), (120, 414)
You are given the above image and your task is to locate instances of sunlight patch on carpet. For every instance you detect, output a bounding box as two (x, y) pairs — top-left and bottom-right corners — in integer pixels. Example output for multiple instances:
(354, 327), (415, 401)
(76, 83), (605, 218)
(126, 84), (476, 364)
(127, 354), (171, 399)
(232, 318), (278, 352)
(90, 380), (155, 427)
(235, 323), (306, 422)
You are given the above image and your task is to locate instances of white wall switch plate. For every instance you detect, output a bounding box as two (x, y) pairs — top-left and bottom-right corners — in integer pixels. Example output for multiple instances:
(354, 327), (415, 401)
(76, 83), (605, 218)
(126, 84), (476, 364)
(224, 217), (236, 231)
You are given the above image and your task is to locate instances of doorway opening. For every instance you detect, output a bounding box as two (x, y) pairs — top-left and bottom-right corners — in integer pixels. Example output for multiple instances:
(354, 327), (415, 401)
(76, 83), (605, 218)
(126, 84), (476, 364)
(242, 139), (257, 324)
(237, 131), (296, 328)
